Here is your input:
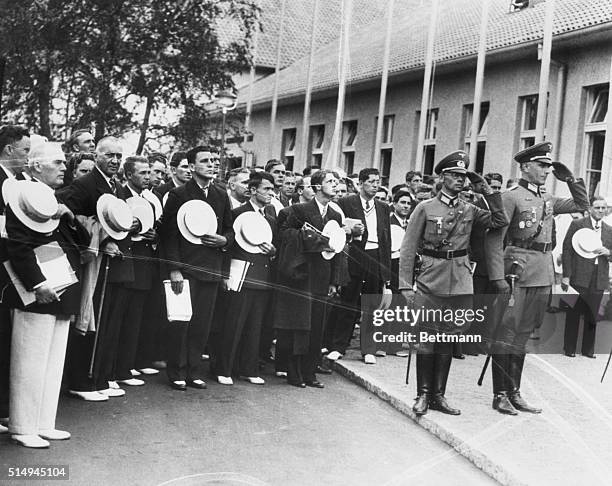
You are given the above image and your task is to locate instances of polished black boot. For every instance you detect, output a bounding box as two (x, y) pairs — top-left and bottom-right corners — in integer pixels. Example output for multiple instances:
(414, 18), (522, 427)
(413, 353), (434, 416)
(429, 352), (460, 415)
(508, 354), (541, 414)
(491, 354), (517, 415)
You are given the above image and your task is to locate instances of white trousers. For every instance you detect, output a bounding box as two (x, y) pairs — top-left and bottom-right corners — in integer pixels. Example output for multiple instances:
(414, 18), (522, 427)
(9, 310), (69, 435)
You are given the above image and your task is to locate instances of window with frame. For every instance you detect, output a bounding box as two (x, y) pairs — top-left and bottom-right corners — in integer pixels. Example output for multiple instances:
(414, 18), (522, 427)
(374, 115), (395, 183)
(415, 108), (438, 175)
(342, 120), (357, 174)
(518, 94), (548, 149)
(463, 102), (490, 174)
(583, 84), (609, 199)
(307, 124), (325, 168)
(280, 128), (296, 171)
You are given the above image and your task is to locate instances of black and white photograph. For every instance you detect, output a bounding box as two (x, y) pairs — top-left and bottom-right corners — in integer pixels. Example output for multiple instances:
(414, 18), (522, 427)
(1, 0), (612, 484)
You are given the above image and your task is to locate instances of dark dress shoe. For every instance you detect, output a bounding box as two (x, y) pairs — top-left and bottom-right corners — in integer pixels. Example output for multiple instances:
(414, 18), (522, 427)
(305, 380), (324, 388)
(315, 365), (332, 375)
(429, 395), (461, 415)
(492, 393), (518, 415)
(288, 381), (306, 388)
(509, 392), (541, 414)
(582, 353), (596, 359)
(170, 381), (187, 391)
(453, 354), (465, 360)
(187, 380), (207, 389)
(413, 394), (429, 416)
(565, 352), (576, 358)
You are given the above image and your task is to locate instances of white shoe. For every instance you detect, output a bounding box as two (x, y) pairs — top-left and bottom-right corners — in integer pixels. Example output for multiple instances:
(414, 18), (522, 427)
(108, 380), (120, 390)
(11, 434), (49, 448)
(68, 390), (109, 402)
(39, 429), (71, 440)
(138, 368), (160, 375)
(395, 351), (410, 357)
(243, 376), (265, 385)
(98, 387), (126, 397)
(217, 376), (233, 385)
(130, 369), (142, 376)
(364, 354), (377, 364)
(275, 371), (288, 378)
(326, 351), (343, 361)
(375, 350), (387, 357)
(0, 423), (8, 434)
(117, 378), (145, 386)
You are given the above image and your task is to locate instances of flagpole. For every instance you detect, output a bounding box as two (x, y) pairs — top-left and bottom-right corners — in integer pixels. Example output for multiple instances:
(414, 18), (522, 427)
(372, 0), (395, 170)
(268, 0), (287, 160)
(598, 56), (612, 195)
(414, 0), (440, 172)
(243, 25), (259, 167)
(299, 0), (320, 172)
(468, 0), (490, 168)
(535, 0), (556, 142)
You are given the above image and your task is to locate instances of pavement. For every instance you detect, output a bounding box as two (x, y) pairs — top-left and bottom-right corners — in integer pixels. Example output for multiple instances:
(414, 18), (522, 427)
(0, 370), (496, 486)
(330, 311), (612, 486)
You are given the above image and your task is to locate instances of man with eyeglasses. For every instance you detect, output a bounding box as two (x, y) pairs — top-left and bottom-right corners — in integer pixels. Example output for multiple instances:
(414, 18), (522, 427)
(400, 151), (507, 417)
(0, 125), (31, 433)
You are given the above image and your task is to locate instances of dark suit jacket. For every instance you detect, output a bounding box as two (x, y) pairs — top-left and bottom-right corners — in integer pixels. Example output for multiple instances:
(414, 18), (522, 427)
(156, 179), (179, 199)
(2, 205), (90, 315)
(469, 195), (490, 278)
(562, 216), (612, 291)
(338, 194), (391, 282)
(160, 178), (234, 282)
(0, 169), (9, 213)
(57, 166), (121, 217)
(230, 202), (277, 290)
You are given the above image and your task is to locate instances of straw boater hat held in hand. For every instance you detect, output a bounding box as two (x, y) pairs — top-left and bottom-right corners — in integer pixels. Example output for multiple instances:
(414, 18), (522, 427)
(126, 196), (154, 236)
(321, 219), (346, 260)
(233, 211), (273, 253)
(96, 194), (133, 240)
(572, 227), (604, 259)
(6, 180), (60, 234)
(176, 199), (217, 245)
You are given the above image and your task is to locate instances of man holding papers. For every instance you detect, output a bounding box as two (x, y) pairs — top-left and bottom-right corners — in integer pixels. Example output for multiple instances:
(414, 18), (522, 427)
(3, 143), (88, 448)
(217, 172), (277, 385)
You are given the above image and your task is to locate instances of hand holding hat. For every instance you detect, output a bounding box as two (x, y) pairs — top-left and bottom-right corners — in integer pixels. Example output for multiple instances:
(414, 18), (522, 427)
(552, 162), (574, 182)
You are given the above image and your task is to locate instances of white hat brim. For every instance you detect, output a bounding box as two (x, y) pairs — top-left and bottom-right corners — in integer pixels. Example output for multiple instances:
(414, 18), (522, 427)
(321, 220), (346, 256)
(6, 180), (59, 234)
(572, 228), (602, 259)
(142, 189), (163, 220)
(233, 211), (273, 254)
(126, 197), (154, 234)
(176, 200), (217, 245)
(96, 194), (130, 240)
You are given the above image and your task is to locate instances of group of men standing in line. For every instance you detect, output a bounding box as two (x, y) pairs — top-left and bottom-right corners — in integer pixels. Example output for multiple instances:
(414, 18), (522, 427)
(0, 123), (600, 449)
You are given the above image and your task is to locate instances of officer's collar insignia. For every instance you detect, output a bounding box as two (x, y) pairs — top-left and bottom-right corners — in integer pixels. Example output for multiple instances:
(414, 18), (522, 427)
(439, 192), (457, 207)
(518, 179), (541, 196)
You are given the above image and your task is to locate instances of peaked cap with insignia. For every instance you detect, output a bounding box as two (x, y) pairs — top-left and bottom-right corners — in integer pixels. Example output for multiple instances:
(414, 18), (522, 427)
(434, 150), (469, 175)
(513, 141), (553, 165)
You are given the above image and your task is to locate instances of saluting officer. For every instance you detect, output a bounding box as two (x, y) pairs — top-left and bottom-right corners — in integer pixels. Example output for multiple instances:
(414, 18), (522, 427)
(399, 151), (507, 416)
(485, 142), (589, 415)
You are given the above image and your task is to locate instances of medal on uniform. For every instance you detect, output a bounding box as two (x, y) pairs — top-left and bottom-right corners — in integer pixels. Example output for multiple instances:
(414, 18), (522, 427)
(436, 217), (443, 235)
(531, 207), (537, 223)
(519, 221), (525, 229)
(526, 221), (532, 228)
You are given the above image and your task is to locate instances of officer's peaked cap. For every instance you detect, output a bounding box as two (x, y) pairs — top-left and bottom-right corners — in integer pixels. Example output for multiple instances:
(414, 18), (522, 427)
(514, 142), (553, 165)
(434, 150), (469, 175)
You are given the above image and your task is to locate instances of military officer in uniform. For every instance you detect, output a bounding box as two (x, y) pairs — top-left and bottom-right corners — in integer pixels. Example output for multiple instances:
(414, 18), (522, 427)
(399, 151), (507, 416)
(485, 142), (589, 415)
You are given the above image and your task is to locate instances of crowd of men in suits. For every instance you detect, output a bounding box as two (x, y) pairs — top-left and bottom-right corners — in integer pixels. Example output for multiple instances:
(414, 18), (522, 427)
(0, 124), (606, 448)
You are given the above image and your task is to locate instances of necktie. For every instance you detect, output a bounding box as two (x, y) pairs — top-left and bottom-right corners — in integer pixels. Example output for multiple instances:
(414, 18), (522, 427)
(259, 208), (265, 217)
(321, 207), (327, 220)
(365, 200), (371, 211)
(595, 223), (600, 231)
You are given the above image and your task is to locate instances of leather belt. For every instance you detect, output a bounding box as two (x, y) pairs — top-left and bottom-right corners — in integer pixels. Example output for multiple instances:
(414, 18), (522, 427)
(421, 248), (468, 259)
(508, 240), (552, 252)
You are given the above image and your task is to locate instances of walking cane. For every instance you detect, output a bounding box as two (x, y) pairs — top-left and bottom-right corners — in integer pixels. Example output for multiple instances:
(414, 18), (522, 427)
(88, 254), (110, 379)
(405, 345), (412, 384)
(601, 347), (612, 383)
(477, 262), (521, 386)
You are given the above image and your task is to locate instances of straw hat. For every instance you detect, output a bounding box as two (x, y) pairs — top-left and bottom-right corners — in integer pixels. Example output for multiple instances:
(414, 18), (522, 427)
(571, 228), (603, 259)
(321, 220), (346, 260)
(96, 194), (133, 240)
(126, 196), (154, 239)
(233, 211), (273, 253)
(6, 180), (59, 234)
(176, 200), (217, 245)
(141, 189), (163, 220)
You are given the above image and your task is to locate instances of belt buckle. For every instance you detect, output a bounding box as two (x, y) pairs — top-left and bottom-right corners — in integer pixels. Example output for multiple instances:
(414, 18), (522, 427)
(446, 250), (454, 259)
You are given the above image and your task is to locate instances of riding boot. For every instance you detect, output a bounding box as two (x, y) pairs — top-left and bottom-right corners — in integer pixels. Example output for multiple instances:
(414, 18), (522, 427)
(508, 353), (541, 414)
(491, 354), (517, 415)
(429, 352), (460, 415)
(413, 353), (434, 416)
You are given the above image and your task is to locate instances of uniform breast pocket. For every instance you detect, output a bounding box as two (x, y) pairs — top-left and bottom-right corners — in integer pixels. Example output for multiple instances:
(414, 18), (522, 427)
(425, 216), (445, 238)
(458, 217), (473, 235)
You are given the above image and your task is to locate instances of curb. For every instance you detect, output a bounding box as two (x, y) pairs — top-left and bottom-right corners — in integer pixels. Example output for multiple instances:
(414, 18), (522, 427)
(330, 359), (528, 486)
